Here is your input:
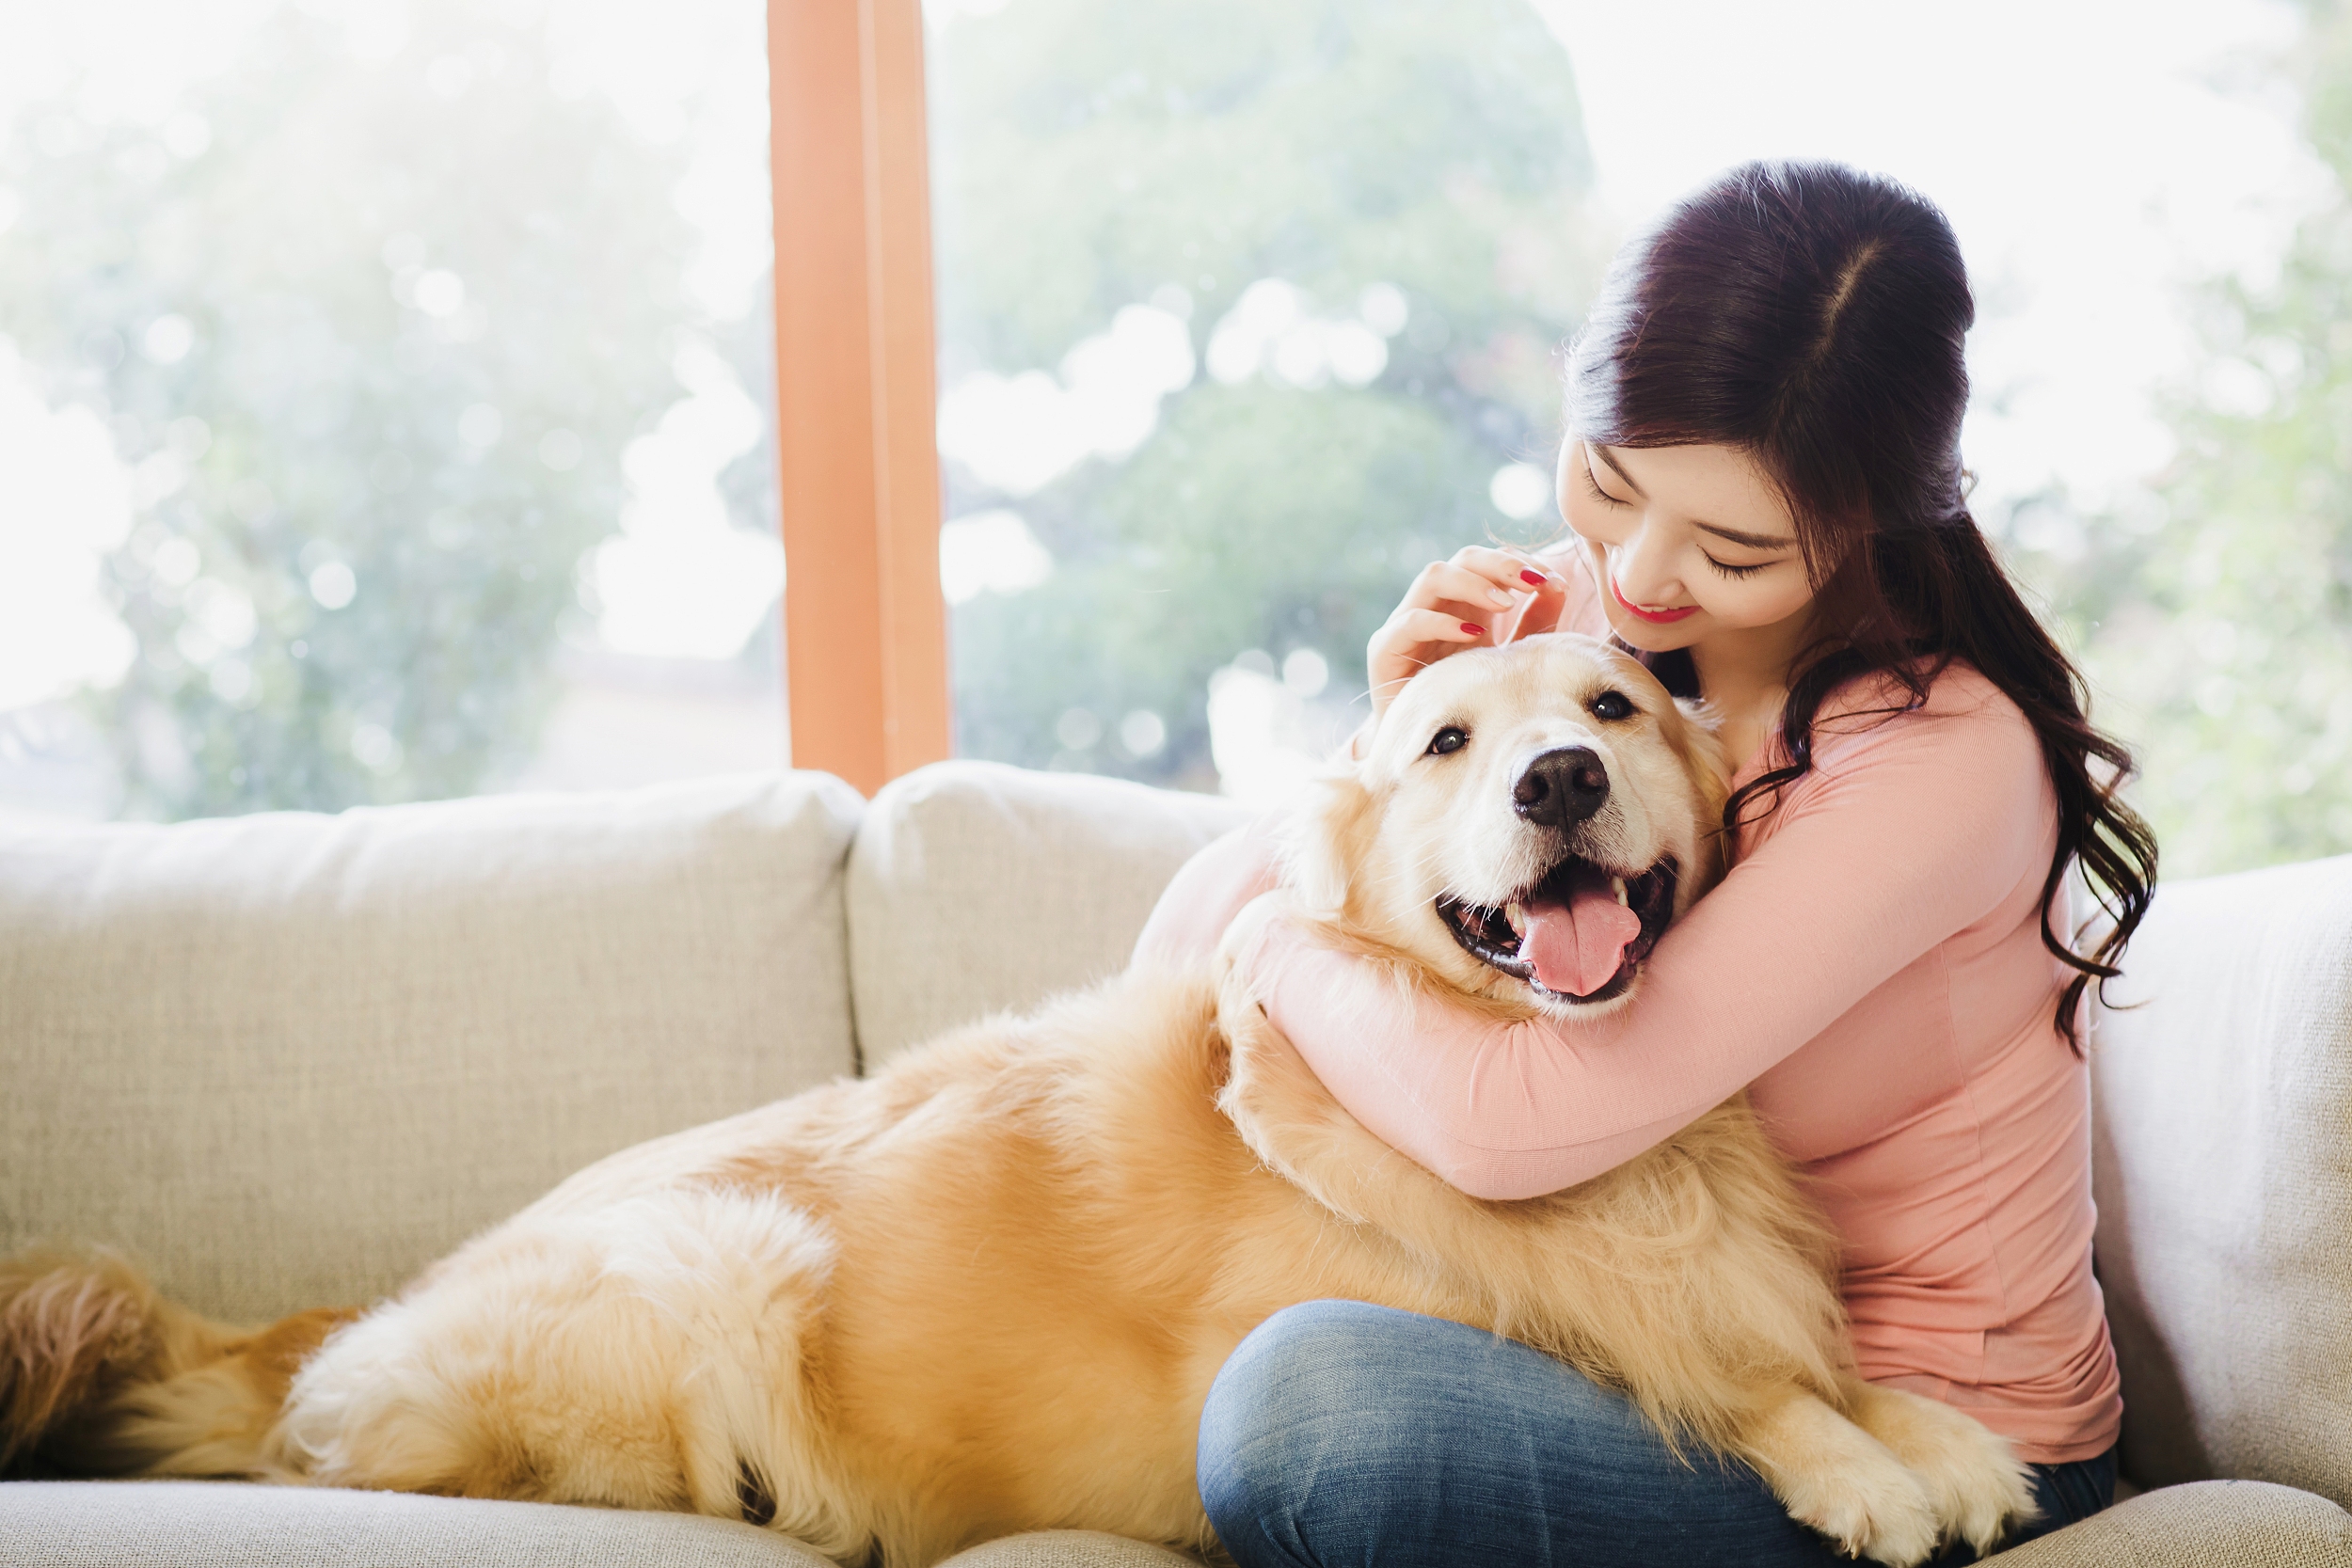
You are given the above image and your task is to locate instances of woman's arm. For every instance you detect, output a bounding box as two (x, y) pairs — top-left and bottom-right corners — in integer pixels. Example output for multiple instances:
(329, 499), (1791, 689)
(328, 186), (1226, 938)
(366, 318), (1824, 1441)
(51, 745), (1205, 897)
(1235, 677), (2054, 1200)
(1131, 817), (1284, 968)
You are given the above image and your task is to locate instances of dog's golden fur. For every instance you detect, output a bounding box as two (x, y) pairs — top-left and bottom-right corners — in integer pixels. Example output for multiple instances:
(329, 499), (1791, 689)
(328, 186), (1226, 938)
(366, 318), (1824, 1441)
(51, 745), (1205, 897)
(0, 635), (2034, 1564)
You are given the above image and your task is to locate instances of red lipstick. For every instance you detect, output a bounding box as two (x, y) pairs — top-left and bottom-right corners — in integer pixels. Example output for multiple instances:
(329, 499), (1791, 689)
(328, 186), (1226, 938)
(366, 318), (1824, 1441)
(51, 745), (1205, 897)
(1610, 575), (1700, 625)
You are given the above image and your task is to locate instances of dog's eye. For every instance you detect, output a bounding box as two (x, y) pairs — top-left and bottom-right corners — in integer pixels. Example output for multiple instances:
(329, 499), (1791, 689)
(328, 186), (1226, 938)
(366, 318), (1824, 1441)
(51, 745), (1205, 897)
(1426, 726), (1469, 756)
(1589, 689), (1636, 721)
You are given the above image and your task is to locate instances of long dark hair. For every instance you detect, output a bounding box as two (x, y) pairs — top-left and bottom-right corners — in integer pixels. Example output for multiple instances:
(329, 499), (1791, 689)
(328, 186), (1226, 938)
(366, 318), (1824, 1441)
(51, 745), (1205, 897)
(1563, 160), (2155, 1050)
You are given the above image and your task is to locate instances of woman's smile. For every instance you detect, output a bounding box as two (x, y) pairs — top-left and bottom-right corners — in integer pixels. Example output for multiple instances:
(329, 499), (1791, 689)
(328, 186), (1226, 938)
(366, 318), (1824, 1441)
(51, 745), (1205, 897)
(1608, 575), (1699, 625)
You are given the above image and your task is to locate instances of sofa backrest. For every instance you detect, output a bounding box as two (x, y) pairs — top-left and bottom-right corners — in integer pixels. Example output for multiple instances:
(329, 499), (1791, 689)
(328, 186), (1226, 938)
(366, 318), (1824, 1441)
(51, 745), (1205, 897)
(846, 761), (1252, 1069)
(0, 772), (863, 1323)
(2091, 851), (2352, 1506)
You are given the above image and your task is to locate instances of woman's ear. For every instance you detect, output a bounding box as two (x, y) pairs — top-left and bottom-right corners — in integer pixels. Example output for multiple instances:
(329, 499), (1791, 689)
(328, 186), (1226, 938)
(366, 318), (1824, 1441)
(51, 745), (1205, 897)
(1279, 765), (1377, 919)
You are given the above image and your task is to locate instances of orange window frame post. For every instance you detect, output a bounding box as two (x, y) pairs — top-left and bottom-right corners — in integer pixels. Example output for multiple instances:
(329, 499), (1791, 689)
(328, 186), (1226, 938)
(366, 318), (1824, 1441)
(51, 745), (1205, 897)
(768, 0), (952, 798)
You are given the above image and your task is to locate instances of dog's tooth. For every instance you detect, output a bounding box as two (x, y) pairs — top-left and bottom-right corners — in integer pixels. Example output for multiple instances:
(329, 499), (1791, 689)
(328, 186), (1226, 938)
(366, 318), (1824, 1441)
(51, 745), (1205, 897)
(1613, 877), (1629, 907)
(1504, 902), (1527, 936)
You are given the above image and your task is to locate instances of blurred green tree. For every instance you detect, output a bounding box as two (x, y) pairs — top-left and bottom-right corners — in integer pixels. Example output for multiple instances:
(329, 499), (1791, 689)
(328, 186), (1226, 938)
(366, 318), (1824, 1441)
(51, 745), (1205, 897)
(0, 4), (761, 818)
(2049, 0), (2352, 877)
(930, 0), (1604, 787)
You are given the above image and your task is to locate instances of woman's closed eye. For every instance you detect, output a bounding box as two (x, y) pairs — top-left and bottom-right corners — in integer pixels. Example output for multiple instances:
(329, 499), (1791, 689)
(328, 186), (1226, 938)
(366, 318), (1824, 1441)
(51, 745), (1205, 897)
(1581, 461), (1627, 509)
(1702, 554), (1772, 580)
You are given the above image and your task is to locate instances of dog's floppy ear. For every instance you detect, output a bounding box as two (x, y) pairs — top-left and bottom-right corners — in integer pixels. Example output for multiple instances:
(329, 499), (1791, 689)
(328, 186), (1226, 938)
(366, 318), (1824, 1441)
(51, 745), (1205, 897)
(1668, 696), (1735, 819)
(1279, 764), (1378, 919)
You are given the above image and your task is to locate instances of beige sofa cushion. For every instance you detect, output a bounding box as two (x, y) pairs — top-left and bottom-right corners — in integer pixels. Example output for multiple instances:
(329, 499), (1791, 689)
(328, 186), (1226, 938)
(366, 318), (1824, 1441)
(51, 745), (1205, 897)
(0, 1481), (834, 1567)
(847, 762), (1251, 1069)
(1994, 1480), (2352, 1565)
(0, 774), (862, 1323)
(2091, 852), (2352, 1505)
(0, 1481), (1203, 1567)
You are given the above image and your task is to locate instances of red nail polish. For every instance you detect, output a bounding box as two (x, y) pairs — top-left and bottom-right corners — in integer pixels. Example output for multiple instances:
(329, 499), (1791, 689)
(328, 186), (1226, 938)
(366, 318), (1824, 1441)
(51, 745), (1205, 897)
(1461, 623), (1486, 636)
(1520, 569), (1546, 586)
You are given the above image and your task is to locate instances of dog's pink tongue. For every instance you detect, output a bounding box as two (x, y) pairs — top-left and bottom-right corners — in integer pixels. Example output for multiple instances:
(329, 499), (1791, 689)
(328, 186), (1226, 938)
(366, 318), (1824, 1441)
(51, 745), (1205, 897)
(1521, 886), (1641, 997)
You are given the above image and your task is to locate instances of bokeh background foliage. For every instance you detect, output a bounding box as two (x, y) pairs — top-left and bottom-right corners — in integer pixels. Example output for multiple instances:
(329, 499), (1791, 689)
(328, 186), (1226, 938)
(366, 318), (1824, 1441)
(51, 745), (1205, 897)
(0, 3), (765, 818)
(0, 0), (2346, 881)
(931, 0), (1606, 788)
(2046, 0), (2352, 876)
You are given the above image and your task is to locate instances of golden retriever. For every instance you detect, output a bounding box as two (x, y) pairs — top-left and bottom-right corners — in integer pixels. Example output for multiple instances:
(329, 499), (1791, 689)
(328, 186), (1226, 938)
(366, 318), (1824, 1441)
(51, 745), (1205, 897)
(0, 633), (2034, 1564)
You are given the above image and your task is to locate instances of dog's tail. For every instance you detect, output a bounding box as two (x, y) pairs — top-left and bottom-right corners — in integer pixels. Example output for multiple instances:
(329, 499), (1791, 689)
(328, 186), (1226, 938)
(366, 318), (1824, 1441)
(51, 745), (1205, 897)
(0, 1245), (358, 1481)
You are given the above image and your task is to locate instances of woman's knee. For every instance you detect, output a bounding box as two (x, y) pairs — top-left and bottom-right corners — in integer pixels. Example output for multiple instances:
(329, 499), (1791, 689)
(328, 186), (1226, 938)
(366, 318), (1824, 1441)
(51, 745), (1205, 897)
(1198, 1304), (1392, 1485)
(1201, 1299), (1629, 1467)
(1200, 1301), (1623, 1561)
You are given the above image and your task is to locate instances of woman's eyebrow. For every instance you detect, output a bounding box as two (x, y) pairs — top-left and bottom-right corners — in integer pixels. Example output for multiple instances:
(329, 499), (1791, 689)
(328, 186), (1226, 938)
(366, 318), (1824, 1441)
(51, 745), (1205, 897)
(1590, 444), (1645, 496)
(1693, 519), (1798, 551)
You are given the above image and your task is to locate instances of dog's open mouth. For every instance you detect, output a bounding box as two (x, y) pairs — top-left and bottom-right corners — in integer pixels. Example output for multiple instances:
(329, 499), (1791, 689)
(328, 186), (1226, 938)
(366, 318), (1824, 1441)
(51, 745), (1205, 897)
(1436, 855), (1677, 1005)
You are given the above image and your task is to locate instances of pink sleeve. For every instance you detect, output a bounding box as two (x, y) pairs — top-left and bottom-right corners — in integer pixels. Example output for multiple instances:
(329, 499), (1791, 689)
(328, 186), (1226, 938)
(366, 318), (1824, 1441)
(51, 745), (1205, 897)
(1131, 816), (1283, 968)
(1239, 686), (2054, 1200)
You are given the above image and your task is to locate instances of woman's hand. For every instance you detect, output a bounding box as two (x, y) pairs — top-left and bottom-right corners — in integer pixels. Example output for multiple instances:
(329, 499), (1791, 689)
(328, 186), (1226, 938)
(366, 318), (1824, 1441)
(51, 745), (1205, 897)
(1366, 546), (1569, 717)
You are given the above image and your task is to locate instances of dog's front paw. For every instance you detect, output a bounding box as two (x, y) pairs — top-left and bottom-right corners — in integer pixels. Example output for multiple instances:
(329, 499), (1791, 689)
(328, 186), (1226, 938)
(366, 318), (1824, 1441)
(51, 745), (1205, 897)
(1776, 1455), (1942, 1566)
(1742, 1389), (1947, 1566)
(1848, 1385), (2040, 1557)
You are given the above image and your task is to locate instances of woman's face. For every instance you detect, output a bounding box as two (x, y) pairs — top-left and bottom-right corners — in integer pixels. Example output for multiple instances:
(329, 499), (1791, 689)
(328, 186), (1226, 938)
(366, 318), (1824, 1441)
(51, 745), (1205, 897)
(1555, 439), (1816, 655)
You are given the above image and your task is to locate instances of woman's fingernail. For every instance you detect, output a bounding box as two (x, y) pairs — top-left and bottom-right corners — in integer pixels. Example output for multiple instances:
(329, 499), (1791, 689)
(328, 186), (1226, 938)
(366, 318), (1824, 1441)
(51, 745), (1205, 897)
(1520, 569), (1547, 586)
(1461, 623), (1486, 636)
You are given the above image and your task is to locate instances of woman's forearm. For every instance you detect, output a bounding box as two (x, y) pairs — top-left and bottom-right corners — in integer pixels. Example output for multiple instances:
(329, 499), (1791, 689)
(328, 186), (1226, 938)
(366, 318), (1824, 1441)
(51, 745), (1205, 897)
(1131, 817), (1284, 969)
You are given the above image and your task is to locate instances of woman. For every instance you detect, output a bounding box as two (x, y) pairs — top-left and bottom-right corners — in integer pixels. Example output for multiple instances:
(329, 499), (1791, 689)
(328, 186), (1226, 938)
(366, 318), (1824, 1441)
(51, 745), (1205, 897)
(1137, 161), (2156, 1565)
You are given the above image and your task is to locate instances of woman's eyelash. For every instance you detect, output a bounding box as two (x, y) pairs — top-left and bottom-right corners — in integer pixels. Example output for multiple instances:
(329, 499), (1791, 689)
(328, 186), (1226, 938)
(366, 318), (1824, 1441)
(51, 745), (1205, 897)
(1581, 466), (1626, 507)
(1704, 554), (1769, 580)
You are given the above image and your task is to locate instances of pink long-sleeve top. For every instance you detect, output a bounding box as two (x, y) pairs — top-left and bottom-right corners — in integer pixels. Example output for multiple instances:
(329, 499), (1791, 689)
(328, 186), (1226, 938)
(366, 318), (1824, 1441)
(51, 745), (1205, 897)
(1140, 584), (2122, 1465)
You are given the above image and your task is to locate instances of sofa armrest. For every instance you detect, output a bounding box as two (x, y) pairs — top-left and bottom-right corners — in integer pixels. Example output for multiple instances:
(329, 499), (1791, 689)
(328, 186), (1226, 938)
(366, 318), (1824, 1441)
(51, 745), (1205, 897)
(1991, 1481), (2352, 1566)
(2090, 852), (2352, 1501)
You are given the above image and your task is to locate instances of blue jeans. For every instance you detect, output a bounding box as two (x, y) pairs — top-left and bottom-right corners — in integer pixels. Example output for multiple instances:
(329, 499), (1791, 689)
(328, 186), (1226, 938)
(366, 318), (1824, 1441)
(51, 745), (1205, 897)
(1199, 1302), (2117, 1567)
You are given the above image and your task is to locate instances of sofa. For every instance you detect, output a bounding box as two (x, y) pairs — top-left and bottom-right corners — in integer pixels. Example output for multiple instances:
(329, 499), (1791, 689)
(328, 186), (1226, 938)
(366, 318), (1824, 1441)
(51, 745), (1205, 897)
(2, 762), (2347, 1566)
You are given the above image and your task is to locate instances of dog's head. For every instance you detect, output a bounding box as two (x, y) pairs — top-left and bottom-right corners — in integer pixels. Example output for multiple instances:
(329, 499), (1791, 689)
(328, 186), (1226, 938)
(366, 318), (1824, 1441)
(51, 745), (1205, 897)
(1285, 634), (1731, 1014)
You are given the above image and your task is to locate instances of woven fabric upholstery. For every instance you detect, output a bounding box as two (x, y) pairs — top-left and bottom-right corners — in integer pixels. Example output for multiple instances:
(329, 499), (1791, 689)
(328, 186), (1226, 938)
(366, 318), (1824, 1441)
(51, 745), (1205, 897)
(1990, 1480), (2352, 1565)
(12, 1481), (2338, 1568)
(937, 1531), (1202, 1566)
(847, 761), (1250, 1069)
(0, 1481), (835, 1567)
(2090, 853), (2352, 1505)
(0, 774), (863, 1323)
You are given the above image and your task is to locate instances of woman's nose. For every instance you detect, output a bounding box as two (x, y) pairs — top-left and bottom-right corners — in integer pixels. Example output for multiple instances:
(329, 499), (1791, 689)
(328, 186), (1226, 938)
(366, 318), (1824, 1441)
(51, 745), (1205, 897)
(1611, 527), (1685, 607)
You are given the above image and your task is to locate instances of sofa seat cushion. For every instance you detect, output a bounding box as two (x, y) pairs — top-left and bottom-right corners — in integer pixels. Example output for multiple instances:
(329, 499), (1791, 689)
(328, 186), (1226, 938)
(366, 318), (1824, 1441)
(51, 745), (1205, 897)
(847, 761), (1250, 1069)
(6, 1480), (2337, 1568)
(0, 774), (863, 1323)
(0, 1481), (832, 1567)
(0, 1483), (1203, 1567)
(1992, 1480), (2352, 1565)
(2090, 851), (2352, 1506)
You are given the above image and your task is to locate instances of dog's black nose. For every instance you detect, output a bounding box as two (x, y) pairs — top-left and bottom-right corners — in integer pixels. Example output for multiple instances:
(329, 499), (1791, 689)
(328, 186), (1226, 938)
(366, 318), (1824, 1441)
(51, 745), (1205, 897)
(1513, 747), (1610, 826)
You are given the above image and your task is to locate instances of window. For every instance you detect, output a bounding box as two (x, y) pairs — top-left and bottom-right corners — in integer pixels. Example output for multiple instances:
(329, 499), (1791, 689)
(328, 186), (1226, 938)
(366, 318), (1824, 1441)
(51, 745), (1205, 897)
(6, 0), (2346, 879)
(0, 0), (782, 819)
(928, 0), (1596, 803)
(924, 0), (2352, 873)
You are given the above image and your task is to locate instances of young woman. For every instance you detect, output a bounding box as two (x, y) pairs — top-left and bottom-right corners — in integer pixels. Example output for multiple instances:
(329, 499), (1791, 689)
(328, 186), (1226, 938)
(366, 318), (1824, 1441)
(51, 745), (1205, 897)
(1136, 161), (2158, 1565)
